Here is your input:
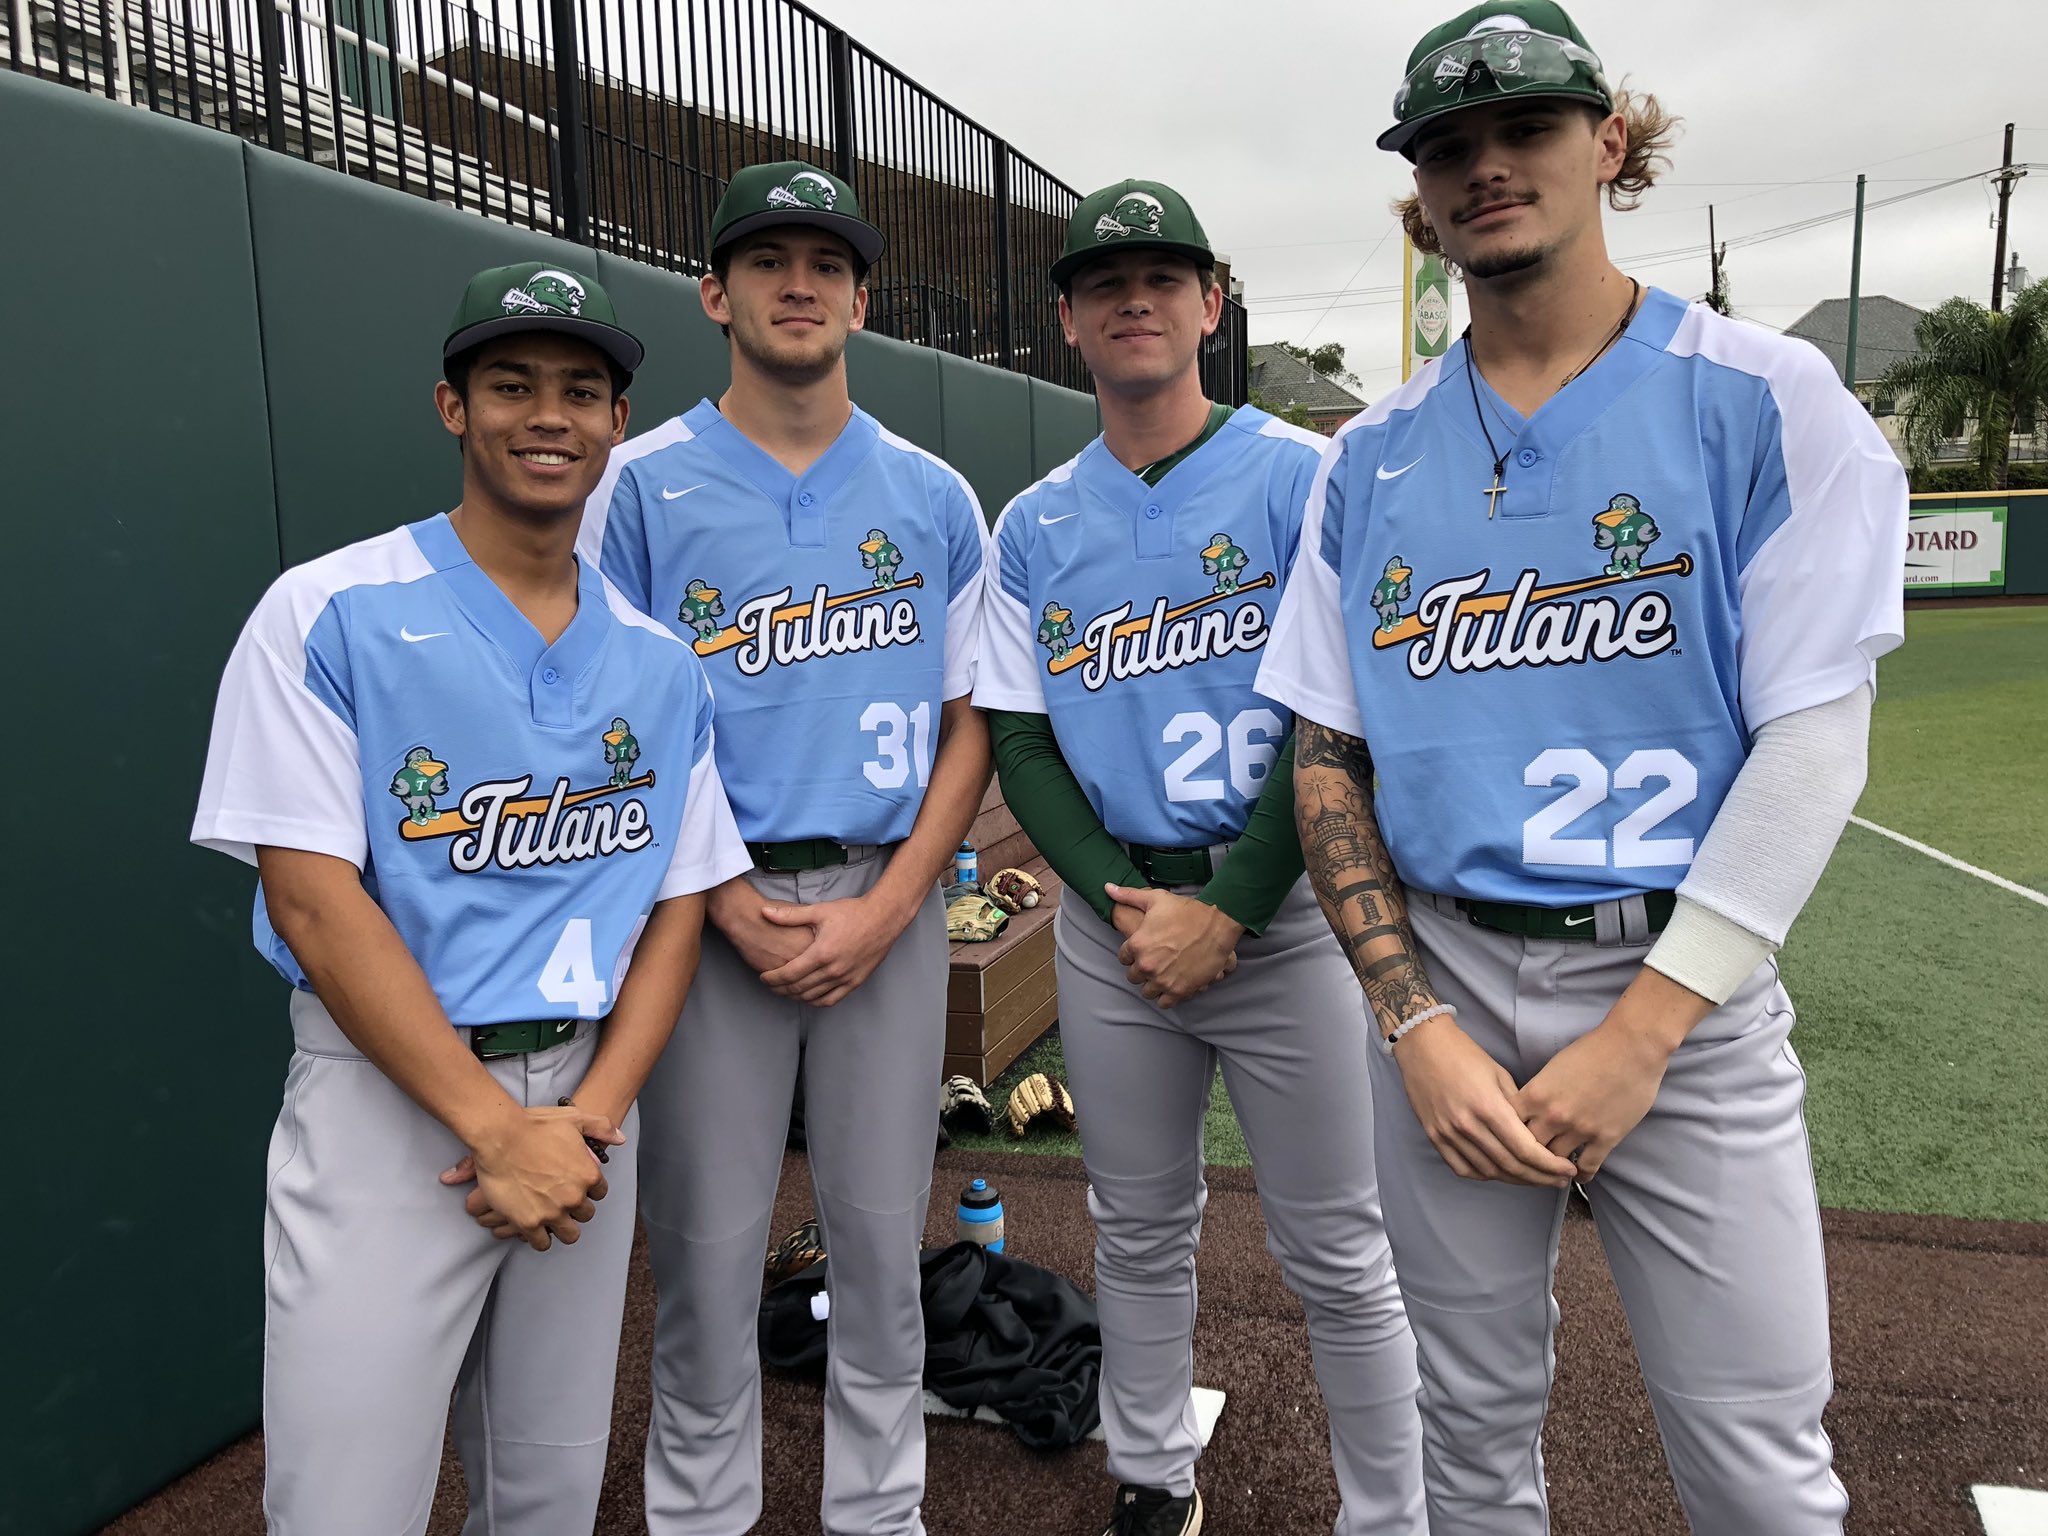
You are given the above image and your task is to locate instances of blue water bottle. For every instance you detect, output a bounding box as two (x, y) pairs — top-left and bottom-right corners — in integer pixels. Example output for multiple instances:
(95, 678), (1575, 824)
(954, 840), (979, 892)
(956, 1177), (1004, 1253)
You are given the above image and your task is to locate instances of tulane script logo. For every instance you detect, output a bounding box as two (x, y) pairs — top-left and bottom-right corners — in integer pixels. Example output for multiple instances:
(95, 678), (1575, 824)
(1040, 534), (1273, 692)
(680, 530), (921, 677)
(388, 723), (656, 874)
(1371, 493), (1692, 680)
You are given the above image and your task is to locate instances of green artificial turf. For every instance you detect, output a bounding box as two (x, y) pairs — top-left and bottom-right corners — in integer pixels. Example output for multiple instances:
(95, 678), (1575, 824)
(1855, 606), (2048, 893)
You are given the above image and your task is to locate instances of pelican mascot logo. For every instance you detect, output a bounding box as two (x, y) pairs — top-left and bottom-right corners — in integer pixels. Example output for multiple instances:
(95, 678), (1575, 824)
(500, 268), (588, 317)
(1094, 190), (1165, 243)
(767, 170), (840, 212)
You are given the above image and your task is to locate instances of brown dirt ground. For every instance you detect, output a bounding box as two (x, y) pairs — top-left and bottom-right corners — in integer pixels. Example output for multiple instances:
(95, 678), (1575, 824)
(107, 1147), (2047, 1535)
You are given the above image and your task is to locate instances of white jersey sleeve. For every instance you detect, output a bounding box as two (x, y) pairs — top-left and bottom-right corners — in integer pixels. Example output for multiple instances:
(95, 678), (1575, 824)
(191, 577), (368, 867)
(659, 711), (751, 900)
(941, 474), (989, 701)
(1257, 426), (1368, 738)
(972, 497), (1050, 714)
(1670, 319), (1908, 730)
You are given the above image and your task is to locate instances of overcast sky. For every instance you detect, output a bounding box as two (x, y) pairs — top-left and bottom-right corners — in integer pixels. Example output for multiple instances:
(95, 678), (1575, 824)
(808, 0), (2045, 401)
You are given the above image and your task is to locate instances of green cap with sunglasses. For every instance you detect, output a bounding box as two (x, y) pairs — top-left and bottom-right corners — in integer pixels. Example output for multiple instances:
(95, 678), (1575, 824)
(1378, 1), (1612, 157)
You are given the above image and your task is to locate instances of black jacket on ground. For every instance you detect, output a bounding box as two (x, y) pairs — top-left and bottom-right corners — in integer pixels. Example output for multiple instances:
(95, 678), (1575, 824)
(759, 1240), (1102, 1450)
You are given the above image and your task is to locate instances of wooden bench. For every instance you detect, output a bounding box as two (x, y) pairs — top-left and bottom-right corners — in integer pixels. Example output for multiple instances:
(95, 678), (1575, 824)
(945, 780), (1063, 1086)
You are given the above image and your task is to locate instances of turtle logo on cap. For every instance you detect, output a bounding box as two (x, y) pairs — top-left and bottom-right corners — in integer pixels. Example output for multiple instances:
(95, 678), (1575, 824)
(501, 268), (588, 318)
(767, 170), (839, 213)
(1094, 191), (1165, 243)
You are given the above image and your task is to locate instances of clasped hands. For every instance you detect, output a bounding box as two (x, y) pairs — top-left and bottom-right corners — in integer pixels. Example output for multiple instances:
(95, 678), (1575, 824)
(1106, 882), (1242, 1008)
(1393, 1008), (1679, 1187)
(438, 1102), (623, 1251)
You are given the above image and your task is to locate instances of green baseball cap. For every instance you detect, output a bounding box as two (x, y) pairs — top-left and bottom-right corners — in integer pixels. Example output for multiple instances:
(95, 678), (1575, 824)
(1051, 179), (1214, 288)
(709, 161), (886, 267)
(442, 261), (643, 375)
(1378, 1), (1612, 158)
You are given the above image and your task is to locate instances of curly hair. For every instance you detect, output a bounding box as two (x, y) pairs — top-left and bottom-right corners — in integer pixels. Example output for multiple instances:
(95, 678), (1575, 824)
(1395, 87), (1680, 262)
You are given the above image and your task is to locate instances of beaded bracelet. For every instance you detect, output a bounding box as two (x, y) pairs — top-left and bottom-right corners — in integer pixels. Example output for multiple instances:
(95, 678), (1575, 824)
(1382, 1002), (1456, 1057)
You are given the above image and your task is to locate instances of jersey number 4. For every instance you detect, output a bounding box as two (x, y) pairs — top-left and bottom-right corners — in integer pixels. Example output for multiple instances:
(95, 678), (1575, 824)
(1522, 748), (1697, 869)
(538, 917), (608, 1017)
(1163, 708), (1284, 802)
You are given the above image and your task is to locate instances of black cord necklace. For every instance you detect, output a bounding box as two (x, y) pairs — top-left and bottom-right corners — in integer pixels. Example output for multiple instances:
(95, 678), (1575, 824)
(1465, 277), (1640, 519)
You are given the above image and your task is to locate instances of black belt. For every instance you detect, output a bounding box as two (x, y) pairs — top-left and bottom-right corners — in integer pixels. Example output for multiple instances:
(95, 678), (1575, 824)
(748, 838), (850, 872)
(1454, 890), (1677, 942)
(468, 1019), (579, 1059)
(1124, 842), (1216, 887)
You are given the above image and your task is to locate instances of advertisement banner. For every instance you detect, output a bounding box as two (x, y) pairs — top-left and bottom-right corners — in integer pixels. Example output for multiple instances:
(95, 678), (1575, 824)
(1906, 503), (2007, 593)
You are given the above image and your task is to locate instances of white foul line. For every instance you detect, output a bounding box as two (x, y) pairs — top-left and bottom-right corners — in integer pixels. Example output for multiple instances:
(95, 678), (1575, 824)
(1850, 816), (2048, 911)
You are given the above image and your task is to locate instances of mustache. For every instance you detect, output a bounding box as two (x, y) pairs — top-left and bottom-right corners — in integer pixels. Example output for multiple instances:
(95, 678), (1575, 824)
(1453, 191), (1540, 224)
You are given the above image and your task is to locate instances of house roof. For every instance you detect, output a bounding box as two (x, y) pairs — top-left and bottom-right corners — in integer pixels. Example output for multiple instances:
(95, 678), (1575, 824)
(1247, 344), (1370, 414)
(1781, 295), (1927, 384)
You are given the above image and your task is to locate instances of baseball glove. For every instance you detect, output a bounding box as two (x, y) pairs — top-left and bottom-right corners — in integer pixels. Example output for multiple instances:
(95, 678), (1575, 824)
(940, 1074), (994, 1136)
(985, 867), (1044, 915)
(763, 1217), (827, 1290)
(1005, 1072), (1078, 1139)
(947, 893), (1010, 942)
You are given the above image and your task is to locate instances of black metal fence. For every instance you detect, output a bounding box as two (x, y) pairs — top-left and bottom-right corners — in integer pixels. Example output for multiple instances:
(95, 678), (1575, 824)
(6, 0), (1248, 402)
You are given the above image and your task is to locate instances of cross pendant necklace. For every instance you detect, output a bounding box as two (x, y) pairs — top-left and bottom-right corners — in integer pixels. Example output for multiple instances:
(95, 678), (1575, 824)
(1481, 464), (1508, 519)
(1463, 277), (1640, 519)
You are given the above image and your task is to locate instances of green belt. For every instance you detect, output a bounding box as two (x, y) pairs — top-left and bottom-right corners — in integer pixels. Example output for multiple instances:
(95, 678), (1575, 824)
(748, 838), (850, 872)
(468, 1018), (579, 1060)
(1126, 842), (1215, 887)
(1456, 890), (1678, 942)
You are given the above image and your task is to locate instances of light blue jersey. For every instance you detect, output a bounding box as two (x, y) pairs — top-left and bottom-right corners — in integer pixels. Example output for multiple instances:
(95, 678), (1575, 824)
(1260, 288), (1906, 907)
(976, 405), (1324, 849)
(582, 400), (986, 845)
(193, 513), (749, 1023)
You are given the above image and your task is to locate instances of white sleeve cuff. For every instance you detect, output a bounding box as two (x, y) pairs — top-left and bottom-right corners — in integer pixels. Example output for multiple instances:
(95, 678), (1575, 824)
(1644, 898), (1776, 1006)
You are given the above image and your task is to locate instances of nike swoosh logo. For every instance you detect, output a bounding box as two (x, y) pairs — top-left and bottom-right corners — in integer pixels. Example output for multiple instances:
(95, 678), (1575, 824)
(399, 627), (450, 643)
(1563, 913), (1594, 927)
(661, 484), (708, 501)
(1377, 457), (1425, 480)
(1038, 510), (1080, 525)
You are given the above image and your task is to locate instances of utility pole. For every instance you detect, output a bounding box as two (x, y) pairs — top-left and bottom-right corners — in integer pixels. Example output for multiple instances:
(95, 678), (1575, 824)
(1845, 174), (1866, 392)
(1991, 122), (2024, 311)
(1707, 204), (1725, 312)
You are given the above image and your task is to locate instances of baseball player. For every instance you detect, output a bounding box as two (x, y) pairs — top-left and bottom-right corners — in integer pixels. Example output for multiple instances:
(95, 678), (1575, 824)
(1257, 6), (1907, 1532)
(578, 161), (991, 1536)
(976, 180), (1424, 1536)
(190, 261), (750, 1534)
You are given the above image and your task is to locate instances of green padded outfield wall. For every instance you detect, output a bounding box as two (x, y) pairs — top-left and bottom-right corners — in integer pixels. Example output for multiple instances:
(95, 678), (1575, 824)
(3, 67), (1098, 1536)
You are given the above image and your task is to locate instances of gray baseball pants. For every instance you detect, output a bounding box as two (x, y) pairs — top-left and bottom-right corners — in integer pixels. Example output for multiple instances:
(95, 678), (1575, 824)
(1374, 894), (1848, 1534)
(637, 846), (946, 1536)
(1056, 875), (1427, 1534)
(262, 990), (636, 1536)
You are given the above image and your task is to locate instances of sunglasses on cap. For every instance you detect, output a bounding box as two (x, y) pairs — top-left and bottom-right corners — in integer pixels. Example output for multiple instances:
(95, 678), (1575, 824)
(1394, 27), (1605, 119)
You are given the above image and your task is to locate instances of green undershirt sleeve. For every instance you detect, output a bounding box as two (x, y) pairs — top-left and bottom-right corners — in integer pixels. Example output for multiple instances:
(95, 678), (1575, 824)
(987, 710), (1147, 927)
(1196, 733), (1304, 937)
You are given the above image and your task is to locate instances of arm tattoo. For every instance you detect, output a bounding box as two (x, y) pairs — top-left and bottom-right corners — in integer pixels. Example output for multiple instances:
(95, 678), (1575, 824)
(1293, 719), (1441, 1039)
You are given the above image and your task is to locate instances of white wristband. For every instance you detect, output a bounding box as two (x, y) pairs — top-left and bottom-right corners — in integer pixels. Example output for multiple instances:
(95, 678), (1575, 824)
(1383, 1002), (1455, 1056)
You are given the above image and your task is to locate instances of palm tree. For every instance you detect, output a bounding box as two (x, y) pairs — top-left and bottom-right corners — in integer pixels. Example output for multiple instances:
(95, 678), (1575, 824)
(1876, 283), (2048, 491)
